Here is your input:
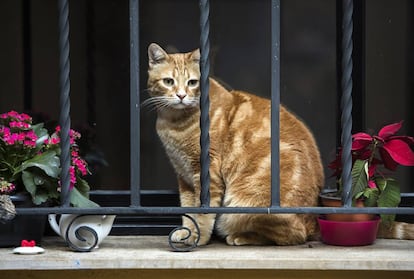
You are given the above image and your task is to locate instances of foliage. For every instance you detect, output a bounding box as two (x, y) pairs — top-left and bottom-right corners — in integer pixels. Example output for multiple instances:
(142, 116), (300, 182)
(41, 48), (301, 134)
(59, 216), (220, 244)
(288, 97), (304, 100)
(329, 121), (414, 225)
(0, 110), (98, 207)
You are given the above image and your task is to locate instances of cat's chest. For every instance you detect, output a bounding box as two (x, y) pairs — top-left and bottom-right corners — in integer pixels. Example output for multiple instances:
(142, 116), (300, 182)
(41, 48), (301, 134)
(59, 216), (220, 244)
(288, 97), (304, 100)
(156, 126), (198, 185)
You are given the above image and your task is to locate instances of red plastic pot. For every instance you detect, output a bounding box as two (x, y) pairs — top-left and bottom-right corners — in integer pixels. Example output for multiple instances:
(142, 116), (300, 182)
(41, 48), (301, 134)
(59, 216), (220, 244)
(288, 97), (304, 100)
(318, 215), (380, 246)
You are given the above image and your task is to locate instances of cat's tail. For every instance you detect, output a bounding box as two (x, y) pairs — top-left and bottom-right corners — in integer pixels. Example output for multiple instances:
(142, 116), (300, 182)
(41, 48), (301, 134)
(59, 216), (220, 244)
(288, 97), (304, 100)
(377, 221), (414, 240)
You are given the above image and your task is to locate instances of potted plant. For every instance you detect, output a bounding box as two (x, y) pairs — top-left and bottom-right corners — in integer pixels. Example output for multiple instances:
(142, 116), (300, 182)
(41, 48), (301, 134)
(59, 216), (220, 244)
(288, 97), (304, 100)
(0, 110), (99, 247)
(319, 121), (414, 245)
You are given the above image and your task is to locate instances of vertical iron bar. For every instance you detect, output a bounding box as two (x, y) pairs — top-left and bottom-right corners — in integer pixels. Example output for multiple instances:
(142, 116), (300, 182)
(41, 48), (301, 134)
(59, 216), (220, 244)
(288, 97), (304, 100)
(199, 0), (211, 207)
(340, 0), (354, 207)
(57, 0), (71, 207)
(129, 0), (141, 206)
(270, 0), (281, 207)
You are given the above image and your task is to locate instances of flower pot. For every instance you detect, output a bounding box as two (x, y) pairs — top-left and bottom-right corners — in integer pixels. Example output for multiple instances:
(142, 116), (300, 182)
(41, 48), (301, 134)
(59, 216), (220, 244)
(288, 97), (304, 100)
(319, 192), (376, 222)
(0, 193), (46, 247)
(48, 214), (116, 252)
(318, 215), (380, 246)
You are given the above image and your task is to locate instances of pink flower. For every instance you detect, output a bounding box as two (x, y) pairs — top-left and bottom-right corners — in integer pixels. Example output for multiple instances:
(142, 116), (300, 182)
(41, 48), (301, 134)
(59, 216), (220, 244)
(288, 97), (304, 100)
(73, 157), (88, 176)
(17, 113), (31, 122)
(0, 127), (10, 136)
(16, 133), (25, 142)
(25, 130), (37, 140)
(5, 138), (15, 145)
(0, 178), (15, 194)
(4, 133), (21, 145)
(9, 121), (30, 129)
(45, 134), (60, 146)
(23, 140), (36, 148)
(52, 126), (81, 145)
(69, 166), (76, 190)
(1, 111), (92, 206)
(0, 111), (32, 123)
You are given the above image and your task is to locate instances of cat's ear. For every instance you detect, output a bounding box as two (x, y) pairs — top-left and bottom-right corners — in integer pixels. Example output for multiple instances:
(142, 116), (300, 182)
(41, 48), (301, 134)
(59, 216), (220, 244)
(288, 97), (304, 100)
(189, 48), (200, 63)
(148, 43), (168, 66)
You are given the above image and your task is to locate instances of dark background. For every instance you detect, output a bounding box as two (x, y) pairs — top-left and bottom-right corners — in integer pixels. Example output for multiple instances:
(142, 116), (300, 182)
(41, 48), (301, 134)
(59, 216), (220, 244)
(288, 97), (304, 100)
(0, 0), (413, 194)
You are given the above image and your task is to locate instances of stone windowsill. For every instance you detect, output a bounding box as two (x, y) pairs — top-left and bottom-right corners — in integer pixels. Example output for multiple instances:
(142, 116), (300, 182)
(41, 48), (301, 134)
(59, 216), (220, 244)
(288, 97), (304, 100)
(0, 236), (413, 271)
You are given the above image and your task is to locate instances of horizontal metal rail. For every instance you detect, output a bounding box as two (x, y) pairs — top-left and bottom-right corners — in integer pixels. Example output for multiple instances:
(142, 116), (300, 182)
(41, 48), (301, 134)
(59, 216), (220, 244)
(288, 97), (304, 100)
(15, 206), (414, 215)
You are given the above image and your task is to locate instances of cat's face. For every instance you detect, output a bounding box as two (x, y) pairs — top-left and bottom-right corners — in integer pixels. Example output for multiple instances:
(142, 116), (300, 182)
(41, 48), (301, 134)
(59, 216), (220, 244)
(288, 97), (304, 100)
(146, 43), (201, 110)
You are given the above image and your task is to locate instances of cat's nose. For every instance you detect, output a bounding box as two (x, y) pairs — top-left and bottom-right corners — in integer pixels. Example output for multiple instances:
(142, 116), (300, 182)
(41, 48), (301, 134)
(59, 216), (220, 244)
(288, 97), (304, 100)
(176, 93), (187, 100)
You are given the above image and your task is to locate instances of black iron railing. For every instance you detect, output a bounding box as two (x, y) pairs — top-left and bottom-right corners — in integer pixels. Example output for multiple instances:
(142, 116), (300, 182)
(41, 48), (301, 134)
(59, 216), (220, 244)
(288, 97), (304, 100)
(15, 0), (414, 252)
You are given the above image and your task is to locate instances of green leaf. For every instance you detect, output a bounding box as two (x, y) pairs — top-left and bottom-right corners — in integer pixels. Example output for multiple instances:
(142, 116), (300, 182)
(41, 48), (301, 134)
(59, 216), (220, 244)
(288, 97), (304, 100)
(354, 191), (364, 200)
(32, 123), (49, 147)
(22, 171), (37, 197)
(75, 177), (91, 197)
(362, 188), (379, 207)
(15, 150), (60, 178)
(377, 178), (401, 207)
(22, 170), (58, 205)
(70, 187), (100, 208)
(351, 159), (369, 199)
(377, 178), (400, 226)
(32, 192), (49, 205)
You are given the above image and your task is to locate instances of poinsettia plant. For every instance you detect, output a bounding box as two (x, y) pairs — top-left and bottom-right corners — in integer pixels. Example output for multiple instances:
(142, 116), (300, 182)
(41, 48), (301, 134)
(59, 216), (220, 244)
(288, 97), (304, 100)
(329, 121), (414, 225)
(0, 110), (98, 207)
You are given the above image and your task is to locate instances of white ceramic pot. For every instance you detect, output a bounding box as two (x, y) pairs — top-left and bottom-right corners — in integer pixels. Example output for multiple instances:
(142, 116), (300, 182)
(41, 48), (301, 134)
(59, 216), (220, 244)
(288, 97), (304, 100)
(48, 214), (116, 252)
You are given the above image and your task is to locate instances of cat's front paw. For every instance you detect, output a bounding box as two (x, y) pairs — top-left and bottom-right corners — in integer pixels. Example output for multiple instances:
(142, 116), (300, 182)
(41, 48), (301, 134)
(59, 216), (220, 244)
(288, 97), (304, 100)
(226, 234), (241, 246)
(170, 228), (200, 246)
(225, 233), (271, 246)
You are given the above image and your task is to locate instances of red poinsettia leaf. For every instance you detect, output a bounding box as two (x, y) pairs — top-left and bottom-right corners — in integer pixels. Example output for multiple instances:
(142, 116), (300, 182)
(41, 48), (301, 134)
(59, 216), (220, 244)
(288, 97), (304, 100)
(368, 164), (377, 178)
(359, 149), (372, 160)
(328, 158), (340, 170)
(381, 139), (414, 167)
(378, 121), (403, 140)
(379, 148), (398, 171)
(353, 132), (372, 141)
(367, 180), (377, 189)
(352, 133), (372, 150)
(328, 153), (342, 177)
(390, 135), (414, 145)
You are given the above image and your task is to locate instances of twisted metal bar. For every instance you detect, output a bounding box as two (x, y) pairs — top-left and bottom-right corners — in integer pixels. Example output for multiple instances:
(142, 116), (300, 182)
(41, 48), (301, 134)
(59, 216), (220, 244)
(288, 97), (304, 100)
(340, 0), (354, 207)
(168, 214), (200, 252)
(199, 0), (211, 207)
(57, 0), (72, 207)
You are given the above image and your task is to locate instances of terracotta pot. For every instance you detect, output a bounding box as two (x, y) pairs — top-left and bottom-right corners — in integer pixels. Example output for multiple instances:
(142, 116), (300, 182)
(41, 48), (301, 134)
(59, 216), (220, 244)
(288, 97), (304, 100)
(319, 192), (376, 222)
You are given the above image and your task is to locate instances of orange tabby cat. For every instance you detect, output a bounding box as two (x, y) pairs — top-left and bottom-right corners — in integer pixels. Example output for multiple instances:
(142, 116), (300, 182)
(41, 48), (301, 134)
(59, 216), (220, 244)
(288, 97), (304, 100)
(146, 43), (324, 246)
(146, 43), (414, 246)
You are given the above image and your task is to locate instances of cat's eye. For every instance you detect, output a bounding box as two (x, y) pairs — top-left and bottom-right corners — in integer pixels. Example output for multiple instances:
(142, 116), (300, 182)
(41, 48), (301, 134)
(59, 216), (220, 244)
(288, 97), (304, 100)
(187, 79), (199, 87)
(163, 78), (175, 86)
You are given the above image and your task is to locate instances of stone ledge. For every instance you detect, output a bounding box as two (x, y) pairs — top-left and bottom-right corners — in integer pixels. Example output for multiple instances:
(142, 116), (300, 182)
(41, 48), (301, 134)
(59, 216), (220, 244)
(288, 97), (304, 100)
(0, 236), (413, 271)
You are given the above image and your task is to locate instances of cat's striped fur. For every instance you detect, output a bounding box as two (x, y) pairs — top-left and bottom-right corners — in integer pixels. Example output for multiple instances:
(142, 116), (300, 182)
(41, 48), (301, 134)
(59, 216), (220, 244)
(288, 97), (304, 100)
(146, 43), (414, 245)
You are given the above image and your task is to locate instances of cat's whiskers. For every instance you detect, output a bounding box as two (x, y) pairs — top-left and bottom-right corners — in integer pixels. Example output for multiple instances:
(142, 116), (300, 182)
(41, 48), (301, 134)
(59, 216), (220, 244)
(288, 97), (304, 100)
(142, 95), (200, 111)
(141, 96), (176, 111)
